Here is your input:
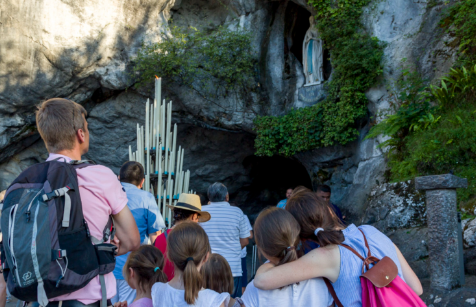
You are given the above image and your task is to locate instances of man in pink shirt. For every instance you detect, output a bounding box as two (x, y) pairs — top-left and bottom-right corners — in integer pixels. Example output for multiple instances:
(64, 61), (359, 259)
(35, 98), (140, 307)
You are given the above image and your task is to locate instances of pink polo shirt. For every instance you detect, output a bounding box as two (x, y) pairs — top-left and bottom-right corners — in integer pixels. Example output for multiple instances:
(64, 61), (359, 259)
(47, 153), (128, 304)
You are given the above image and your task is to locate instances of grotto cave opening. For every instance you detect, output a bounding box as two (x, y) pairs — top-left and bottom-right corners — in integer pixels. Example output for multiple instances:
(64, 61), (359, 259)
(231, 155), (313, 217)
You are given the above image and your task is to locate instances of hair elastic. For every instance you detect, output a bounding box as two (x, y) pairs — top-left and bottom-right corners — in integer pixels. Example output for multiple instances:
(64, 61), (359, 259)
(286, 246), (296, 251)
(154, 267), (160, 272)
(314, 228), (324, 236)
(186, 257), (194, 262)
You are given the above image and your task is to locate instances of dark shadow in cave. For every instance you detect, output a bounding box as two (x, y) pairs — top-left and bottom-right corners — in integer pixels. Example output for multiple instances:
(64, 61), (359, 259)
(285, 2), (311, 65)
(231, 156), (312, 217)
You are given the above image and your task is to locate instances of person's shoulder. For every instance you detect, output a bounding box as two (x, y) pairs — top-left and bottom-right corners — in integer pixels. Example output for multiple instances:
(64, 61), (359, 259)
(151, 282), (167, 294)
(137, 189), (157, 204)
(358, 224), (384, 236)
(199, 289), (229, 306)
(229, 205), (244, 215)
(80, 164), (116, 177)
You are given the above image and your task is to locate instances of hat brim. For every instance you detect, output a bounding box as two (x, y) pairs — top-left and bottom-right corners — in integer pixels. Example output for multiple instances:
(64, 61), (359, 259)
(166, 204), (211, 223)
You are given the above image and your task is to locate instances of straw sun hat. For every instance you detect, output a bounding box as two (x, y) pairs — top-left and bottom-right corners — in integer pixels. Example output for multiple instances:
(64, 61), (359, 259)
(166, 193), (211, 223)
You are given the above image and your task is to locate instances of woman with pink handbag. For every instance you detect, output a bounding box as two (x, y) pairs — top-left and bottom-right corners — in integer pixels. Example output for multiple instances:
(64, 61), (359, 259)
(253, 190), (425, 307)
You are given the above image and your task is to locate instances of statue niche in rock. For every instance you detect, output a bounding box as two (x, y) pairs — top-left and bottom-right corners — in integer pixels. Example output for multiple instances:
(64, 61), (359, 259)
(302, 17), (324, 86)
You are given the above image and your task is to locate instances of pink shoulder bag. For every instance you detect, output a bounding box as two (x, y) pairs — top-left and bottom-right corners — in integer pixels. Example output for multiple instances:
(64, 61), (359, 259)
(324, 229), (426, 307)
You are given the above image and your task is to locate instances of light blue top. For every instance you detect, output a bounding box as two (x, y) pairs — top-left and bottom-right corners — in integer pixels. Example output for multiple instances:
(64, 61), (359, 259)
(113, 182), (165, 279)
(332, 224), (404, 307)
(200, 202), (252, 277)
(277, 199), (287, 209)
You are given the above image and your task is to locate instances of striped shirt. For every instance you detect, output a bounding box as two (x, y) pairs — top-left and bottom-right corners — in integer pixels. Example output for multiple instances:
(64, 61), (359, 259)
(332, 224), (404, 307)
(200, 202), (252, 277)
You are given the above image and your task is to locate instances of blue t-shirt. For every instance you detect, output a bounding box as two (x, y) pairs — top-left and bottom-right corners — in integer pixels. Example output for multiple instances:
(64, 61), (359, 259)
(277, 199), (287, 209)
(113, 182), (165, 279)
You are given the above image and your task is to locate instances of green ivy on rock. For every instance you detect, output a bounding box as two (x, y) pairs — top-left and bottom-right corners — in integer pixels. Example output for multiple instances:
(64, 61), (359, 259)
(254, 0), (384, 157)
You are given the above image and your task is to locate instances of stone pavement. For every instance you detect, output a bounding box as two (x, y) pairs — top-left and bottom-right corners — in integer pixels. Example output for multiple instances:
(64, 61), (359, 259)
(422, 275), (476, 306)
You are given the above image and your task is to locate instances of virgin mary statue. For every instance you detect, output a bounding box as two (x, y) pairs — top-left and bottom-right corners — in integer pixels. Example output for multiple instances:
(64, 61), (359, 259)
(302, 16), (324, 85)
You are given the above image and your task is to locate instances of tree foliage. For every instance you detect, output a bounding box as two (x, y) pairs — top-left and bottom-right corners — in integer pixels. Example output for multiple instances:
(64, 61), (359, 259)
(133, 25), (256, 102)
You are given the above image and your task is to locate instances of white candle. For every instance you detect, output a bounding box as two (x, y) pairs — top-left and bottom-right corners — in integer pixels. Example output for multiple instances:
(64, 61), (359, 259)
(181, 148), (184, 174)
(165, 102), (171, 173)
(169, 179), (174, 225)
(177, 170), (183, 194)
(155, 77), (161, 146)
(162, 188), (167, 226)
(146, 100), (150, 191)
(158, 163), (162, 206)
(176, 146), (182, 175)
(150, 103), (154, 147)
(139, 126), (143, 167)
(171, 124), (177, 174)
(136, 124), (140, 163)
(161, 100), (165, 146)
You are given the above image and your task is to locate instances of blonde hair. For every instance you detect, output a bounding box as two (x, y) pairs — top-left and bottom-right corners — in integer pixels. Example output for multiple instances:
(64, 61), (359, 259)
(123, 245), (168, 293)
(167, 222), (211, 304)
(202, 254), (234, 295)
(36, 98), (87, 153)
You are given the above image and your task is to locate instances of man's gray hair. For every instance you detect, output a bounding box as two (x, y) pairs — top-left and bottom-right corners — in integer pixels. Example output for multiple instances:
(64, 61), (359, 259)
(208, 182), (228, 202)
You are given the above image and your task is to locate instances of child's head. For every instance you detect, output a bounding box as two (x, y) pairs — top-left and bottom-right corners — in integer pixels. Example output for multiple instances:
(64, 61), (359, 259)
(254, 207), (301, 266)
(123, 245), (168, 293)
(286, 190), (345, 247)
(167, 222), (211, 304)
(201, 254), (234, 295)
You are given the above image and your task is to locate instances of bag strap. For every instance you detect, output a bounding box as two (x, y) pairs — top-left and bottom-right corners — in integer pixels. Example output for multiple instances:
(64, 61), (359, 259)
(164, 229), (169, 239)
(324, 278), (344, 307)
(340, 228), (381, 273)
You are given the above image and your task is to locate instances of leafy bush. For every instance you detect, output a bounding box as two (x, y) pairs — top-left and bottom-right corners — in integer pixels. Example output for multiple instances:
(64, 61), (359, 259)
(133, 25), (255, 101)
(441, 0), (476, 60)
(254, 0), (384, 157)
(369, 64), (476, 205)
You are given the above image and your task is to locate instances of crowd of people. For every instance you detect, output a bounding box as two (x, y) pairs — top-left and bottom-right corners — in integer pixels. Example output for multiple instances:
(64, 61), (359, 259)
(0, 97), (425, 307)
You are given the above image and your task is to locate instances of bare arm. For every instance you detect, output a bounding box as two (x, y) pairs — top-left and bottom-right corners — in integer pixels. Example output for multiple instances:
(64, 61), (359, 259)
(112, 206), (140, 255)
(248, 230), (253, 240)
(395, 244), (423, 295)
(149, 230), (161, 245)
(253, 245), (340, 290)
(240, 238), (249, 249)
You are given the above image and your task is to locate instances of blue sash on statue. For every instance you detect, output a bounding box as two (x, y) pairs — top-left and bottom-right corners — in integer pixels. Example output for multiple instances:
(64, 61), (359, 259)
(307, 39), (314, 74)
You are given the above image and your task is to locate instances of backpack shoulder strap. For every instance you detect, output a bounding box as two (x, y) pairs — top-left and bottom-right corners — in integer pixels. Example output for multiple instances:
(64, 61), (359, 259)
(358, 228), (372, 257)
(324, 278), (343, 307)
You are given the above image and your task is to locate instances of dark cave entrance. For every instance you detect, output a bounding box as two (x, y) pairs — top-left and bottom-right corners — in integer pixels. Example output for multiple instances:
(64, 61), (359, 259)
(285, 2), (332, 81)
(231, 156), (313, 218)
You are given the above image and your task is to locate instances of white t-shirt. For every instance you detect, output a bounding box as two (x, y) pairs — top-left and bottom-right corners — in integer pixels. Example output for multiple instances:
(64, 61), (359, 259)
(242, 278), (334, 307)
(152, 282), (230, 307)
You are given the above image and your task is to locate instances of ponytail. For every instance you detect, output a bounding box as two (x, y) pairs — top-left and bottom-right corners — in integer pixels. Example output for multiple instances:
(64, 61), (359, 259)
(167, 222), (211, 305)
(287, 190), (345, 246)
(183, 258), (203, 304)
(278, 245), (298, 266)
(254, 207), (302, 267)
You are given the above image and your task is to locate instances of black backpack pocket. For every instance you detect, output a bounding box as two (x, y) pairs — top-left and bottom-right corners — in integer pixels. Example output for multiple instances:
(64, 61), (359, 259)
(94, 244), (117, 275)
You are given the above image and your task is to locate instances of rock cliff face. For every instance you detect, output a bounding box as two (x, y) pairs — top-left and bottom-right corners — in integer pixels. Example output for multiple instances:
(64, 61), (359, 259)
(0, 0), (457, 223)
